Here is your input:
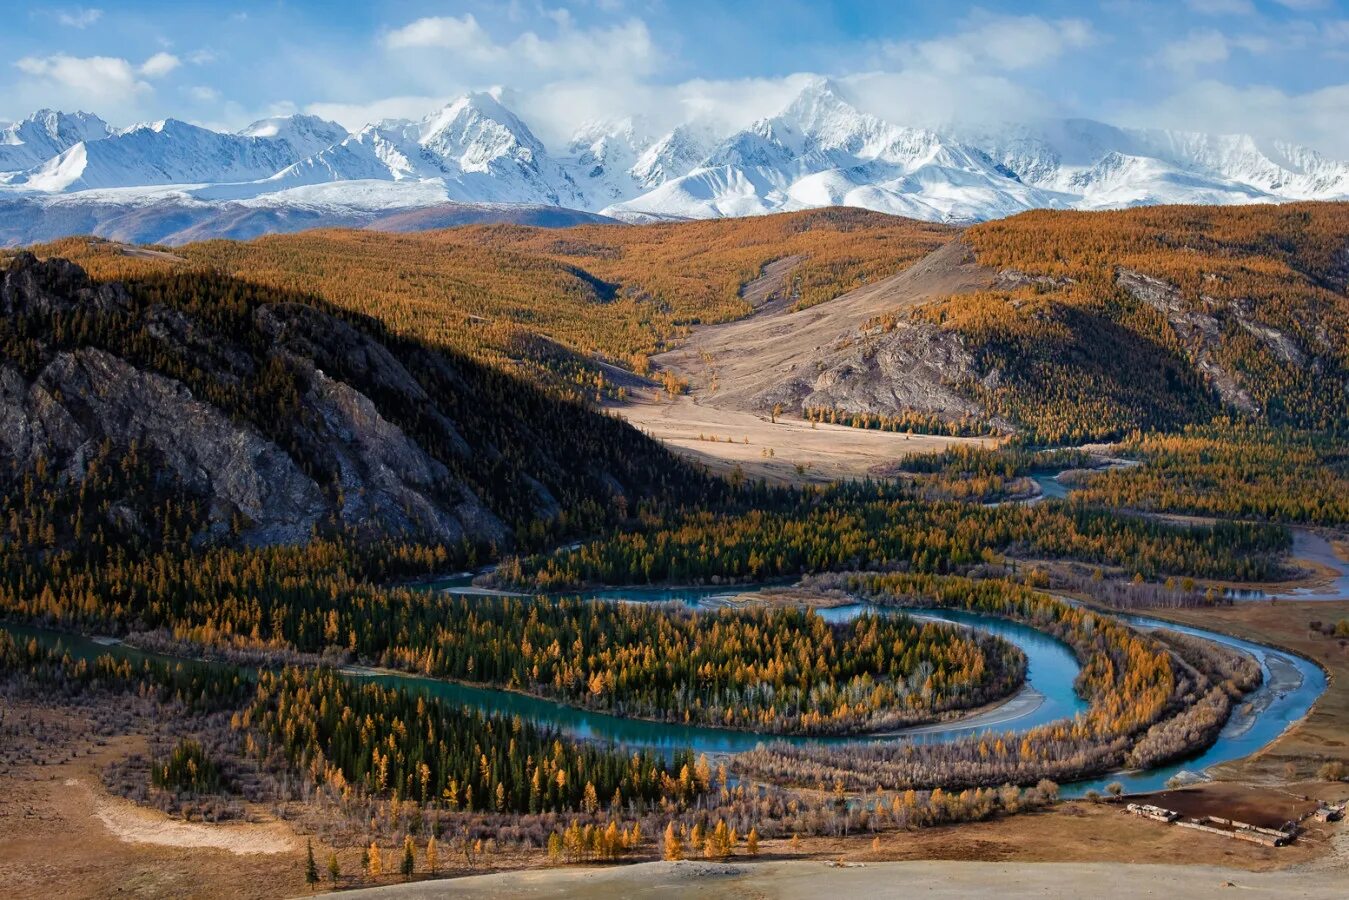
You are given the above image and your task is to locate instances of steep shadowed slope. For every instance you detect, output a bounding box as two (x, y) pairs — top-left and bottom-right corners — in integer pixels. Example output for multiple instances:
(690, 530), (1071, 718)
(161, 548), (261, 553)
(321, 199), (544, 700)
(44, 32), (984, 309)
(0, 252), (720, 557)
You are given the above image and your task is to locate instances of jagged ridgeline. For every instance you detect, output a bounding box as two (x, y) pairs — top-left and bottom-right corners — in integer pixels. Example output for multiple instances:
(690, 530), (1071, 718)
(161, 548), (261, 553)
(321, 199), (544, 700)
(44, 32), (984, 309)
(29, 209), (952, 397)
(0, 252), (721, 557)
(15, 202), (1349, 449)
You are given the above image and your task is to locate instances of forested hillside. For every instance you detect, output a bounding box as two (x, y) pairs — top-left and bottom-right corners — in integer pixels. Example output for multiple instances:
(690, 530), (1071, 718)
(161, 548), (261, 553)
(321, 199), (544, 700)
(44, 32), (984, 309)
(21, 204), (1346, 445)
(9, 200), (1348, 504)
(0, 252), (718, 560)
(928, 203), (1349, 441)
(28, 209), (950, 400)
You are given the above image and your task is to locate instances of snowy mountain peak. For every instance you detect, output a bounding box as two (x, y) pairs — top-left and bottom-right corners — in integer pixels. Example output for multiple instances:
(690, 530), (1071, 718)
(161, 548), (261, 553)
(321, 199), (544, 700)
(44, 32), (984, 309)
(3, 96), (1349, 243)
(420, 92), (546, 163)
(6, 108), (110, 145)
(630, 123), (717, 188)
(565, 115), (677, 206)
(570, 115), (647, 147)
(249, 92), (588, 209)
(1, 109), (113, 174)
(240, 113), (347, 145)
(7, 112), (359, 193)
(738, 78), (954, 168)
(778, 78), (856, 127)
(139, 118), (197, 135)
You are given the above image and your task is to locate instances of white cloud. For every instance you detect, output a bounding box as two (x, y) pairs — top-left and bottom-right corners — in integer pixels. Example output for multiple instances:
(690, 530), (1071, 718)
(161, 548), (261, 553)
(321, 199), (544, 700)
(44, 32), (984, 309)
(505, 14), (1096, 146)
(504, 67), (1070, 151)
(13, 3), (1343, 167)
(382, 14), (497, 57)
(351, 13), (1100, 147)
(1122, 78), (1349, 156)
(787, 14), (1093, 135)
(1157, 30), (1232, 70)
(1155, 24), (1293, 72)
(139, 52), (181, 78)
(1272, 0), (1330, 10)
(187, 85), (221, 103)
(56, 7), (102, 29)
(844, 70), (1061, 131)
(533, 73), (819, 142)
(305, 95), (448, 131)
(14, 54), (149, 103)
(320, 73), (814, 149)
(380, 13), (660, 77)
(880, 14), (1094, 75)
(515, 20), (655, 74)
(12, 50), (180, 115)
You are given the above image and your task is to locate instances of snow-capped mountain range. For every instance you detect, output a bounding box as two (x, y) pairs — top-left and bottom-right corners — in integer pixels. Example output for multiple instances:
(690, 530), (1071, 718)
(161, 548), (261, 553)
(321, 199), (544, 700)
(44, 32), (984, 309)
(3, 79), (1348, 244)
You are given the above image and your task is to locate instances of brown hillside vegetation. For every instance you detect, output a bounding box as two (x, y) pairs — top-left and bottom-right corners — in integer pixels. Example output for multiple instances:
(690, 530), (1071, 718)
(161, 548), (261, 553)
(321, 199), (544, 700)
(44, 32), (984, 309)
(20, 203), (1348, 445)
(26, 209), (950, 398)
(928, 202), (1349, 440)
(649, 236), (998, 418)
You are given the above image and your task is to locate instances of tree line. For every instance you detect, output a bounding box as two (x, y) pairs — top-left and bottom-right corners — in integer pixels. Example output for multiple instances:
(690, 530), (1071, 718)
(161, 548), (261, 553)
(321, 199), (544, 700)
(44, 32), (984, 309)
(1073, 423), (1349, 526)
(351, 596), (1027, 735)
(497, 482), (1291, 590)
(245, 667), (698, 814)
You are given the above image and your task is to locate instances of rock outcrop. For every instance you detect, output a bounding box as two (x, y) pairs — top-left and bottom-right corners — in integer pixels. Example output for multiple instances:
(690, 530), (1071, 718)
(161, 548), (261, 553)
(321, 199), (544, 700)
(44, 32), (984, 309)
(1113, 268), (1317, 416)
(756, 321), (989, 424)
(1, 348), (326, 544)
(0, 253), (608, 549)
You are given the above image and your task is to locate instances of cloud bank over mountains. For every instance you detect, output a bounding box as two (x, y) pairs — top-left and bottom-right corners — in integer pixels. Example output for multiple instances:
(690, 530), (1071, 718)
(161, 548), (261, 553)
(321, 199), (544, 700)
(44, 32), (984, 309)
(3, 2), (1349, 245)
(3, 75), (1347, 246)
(6, 3), (1349, 157)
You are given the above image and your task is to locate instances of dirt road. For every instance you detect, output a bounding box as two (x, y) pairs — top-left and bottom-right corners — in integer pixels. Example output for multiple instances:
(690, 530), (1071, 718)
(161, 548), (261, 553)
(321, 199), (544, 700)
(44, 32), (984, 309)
(333, 858), (1347, 899)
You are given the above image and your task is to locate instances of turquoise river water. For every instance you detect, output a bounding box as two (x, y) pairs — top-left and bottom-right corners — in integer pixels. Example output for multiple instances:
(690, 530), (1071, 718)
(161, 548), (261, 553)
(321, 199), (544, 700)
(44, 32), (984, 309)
(4, 575), (1325, 799)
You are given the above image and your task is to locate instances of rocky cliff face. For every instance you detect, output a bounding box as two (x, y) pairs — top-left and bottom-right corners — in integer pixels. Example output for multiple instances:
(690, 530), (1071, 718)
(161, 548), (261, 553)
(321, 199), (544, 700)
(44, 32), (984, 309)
(0, 252), (619, 549)
(1115, 268), (1258, 414)
(754, 320), (990, 424)
(1113, 267), (1326, 417)
(0, 346), (328, 545)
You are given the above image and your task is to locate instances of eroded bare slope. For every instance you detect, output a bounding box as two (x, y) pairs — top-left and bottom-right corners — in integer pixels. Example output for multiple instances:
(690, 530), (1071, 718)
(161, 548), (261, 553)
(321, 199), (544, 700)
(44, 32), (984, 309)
(653, 237), (997, 421)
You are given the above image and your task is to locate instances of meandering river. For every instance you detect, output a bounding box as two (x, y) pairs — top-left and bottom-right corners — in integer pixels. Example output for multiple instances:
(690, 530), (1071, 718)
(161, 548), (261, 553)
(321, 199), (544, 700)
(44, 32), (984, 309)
(4, 461), (1334, 799)
(388, 572), (1329, 794)
(393, 583), (1327, 796)
(1, 575), (1325, 798)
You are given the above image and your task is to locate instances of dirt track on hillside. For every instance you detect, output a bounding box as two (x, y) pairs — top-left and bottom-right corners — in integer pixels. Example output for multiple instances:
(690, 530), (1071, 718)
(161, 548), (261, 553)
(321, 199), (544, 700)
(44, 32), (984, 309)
(610, 238), (998, 484)
(652, 237), (995, 412)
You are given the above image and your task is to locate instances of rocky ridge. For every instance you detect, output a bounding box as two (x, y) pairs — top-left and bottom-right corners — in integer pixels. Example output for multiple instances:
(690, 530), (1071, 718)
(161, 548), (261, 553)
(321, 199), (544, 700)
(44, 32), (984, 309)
(0, 253), (687, 551)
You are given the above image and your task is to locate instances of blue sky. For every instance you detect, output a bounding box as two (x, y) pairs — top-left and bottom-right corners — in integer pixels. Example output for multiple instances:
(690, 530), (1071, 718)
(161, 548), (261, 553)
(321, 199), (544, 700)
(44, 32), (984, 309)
(5, 1), (1349, 154)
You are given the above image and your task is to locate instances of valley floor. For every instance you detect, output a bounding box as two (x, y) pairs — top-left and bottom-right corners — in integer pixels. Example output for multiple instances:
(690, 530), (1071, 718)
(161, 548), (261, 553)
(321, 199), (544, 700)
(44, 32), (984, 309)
(0, 704), (300, 900)
(335, 856), (1348, 899)
(613, 388), (990, 485)
(5, 716), (1340, 900)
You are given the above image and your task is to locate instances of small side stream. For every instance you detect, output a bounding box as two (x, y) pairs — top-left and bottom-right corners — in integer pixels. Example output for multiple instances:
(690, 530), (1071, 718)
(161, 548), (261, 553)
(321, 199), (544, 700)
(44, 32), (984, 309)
(1029, 470), (1349, 603)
